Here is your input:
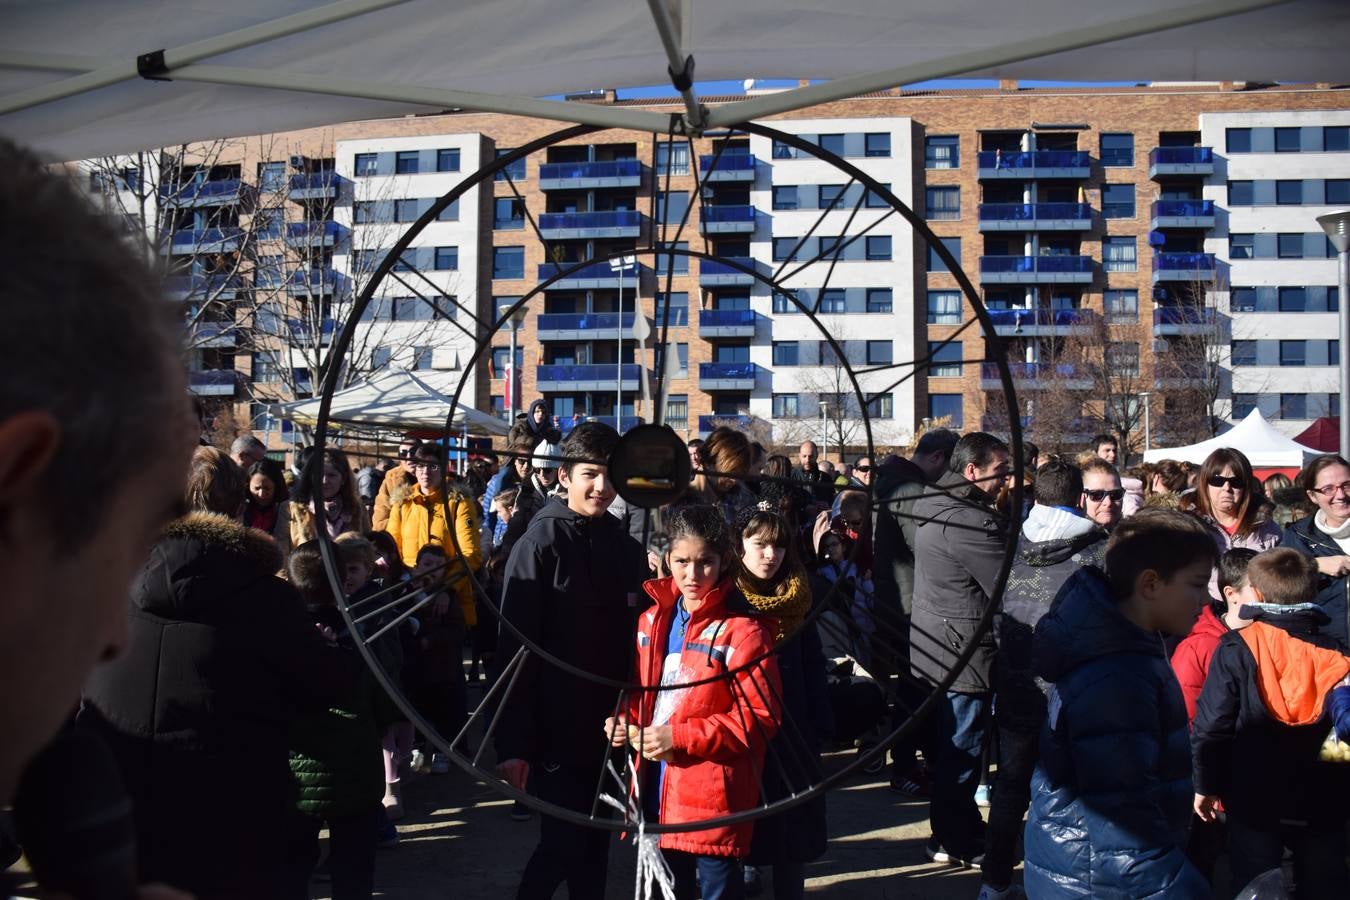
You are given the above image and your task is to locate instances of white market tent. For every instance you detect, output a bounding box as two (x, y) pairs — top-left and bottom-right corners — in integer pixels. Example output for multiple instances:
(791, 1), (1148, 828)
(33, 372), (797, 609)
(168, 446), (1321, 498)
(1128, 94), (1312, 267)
(1, 0), (1347, 162)
(1143, 408), (1317, 468)
(268, 368), (509, 435)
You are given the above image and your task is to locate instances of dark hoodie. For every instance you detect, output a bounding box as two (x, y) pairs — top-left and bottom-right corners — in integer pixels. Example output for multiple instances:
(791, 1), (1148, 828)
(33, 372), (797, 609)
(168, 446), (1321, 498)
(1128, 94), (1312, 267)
(79, 513), (353, 897)
(1278, 514), (1350, 650)
(494, 497), (647, 766)
(1023, 567), (1206, 899)
(523, 398), (563, 445)
(1192, 602), (1350, 830)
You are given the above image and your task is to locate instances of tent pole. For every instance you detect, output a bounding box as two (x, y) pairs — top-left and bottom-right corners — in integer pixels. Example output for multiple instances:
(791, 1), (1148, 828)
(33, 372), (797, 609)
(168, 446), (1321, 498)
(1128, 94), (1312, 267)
(704, 0), (1288, 128)
(644, 0), (705, 132)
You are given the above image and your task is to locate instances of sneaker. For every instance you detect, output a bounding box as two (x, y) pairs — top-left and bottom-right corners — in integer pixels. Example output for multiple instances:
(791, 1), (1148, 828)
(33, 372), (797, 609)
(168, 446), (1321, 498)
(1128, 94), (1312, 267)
(890, 764), (932, 799)
(975, 783), (992, 808)
(376, 815), (399, 849)
(430, 752), (450, 775)
(509, 801), (532, 821)
(976, 884), (1026, 900)
(857, 746), (885, 776)
(409, 748), (428, 774)
(925, 838), (983, 868)
(743, 864), (764, 896)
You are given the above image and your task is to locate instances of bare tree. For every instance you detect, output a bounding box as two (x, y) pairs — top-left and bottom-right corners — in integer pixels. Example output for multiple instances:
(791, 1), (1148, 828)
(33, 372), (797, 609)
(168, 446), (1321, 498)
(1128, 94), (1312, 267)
(1151, 273), (1229, 445)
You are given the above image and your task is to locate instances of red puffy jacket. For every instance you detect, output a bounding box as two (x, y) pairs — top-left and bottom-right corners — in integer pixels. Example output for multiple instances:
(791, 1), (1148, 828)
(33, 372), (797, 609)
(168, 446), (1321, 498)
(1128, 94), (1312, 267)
(626, 576), (782, 858)
(1172, 603), (1229, 723)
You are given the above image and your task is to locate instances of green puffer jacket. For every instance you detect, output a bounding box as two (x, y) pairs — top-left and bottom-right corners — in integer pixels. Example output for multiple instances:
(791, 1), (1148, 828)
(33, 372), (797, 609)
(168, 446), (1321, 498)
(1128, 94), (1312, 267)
(288, 609), (385, 818)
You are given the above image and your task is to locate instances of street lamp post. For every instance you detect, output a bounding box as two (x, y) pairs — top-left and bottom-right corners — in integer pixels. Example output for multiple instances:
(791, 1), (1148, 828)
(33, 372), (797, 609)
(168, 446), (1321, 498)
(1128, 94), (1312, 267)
(1318, 212), (1350, 456)
(505, 305), (527, 424)
(1138, 391), (1151, 454)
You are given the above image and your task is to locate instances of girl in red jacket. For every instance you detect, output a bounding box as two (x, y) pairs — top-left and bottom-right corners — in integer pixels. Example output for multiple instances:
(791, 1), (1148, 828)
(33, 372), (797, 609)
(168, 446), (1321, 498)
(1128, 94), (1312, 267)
(606, 504), (782, 900)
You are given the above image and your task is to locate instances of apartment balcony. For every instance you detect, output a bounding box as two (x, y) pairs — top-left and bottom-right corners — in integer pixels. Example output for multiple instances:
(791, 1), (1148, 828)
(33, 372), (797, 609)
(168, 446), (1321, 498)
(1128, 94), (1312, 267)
(287, 267), (344, 296)
(537, 209), (642, 239)
(284, 220), (347, 249)
(1153, 361), (1217, 388)
(537, 260), (644, 290)
(980, 414), (1095, 436)
(537, 158), (641, 191)
(699, 362), (761, 391)
(1153, 305), (1217, 336)
(163, 273), (244, 299)
(698, 414), (754, 434)
(698, 309), (758, 338)
(700, 205), (757, 234)
(190, 322), (236, 349)
(1149, 147), (1215, 179)
(1152, 252), (1217, 283)
(1150, 200), (1216, 230)
(979, 361), (1092, 390)
(559, 415), (641, 434)
(287, 317), (337, 347)
(699, 153), (757, 182)
(535, 311), (638, 341)
(159, 179), (249, 208)
(976, 150), (1092, 180)
(188, 369), (241, 397)
(535, 363), (641, 392)
(977, 203), (1092, 232)
(979, 255), (1094, 284)
(163, 226), (245, 254)
(985, 306), (1098, 336)
(288, 171), (343, 201)
(699, 257), (757, 287)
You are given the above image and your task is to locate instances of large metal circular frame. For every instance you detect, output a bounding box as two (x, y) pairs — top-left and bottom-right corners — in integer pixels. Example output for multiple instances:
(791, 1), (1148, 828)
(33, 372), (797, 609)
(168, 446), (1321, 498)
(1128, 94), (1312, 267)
(309, 119), (1025, 834)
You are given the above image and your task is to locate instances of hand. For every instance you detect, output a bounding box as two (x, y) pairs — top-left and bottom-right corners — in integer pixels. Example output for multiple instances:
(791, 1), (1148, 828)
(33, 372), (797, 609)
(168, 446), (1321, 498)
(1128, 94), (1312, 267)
(1316, 555), (1350, 577)
(1193, 793), (1221, 822)
(812, 509), (833, 555)
(314, 623), (337, 644)
(647, 550), (662, 574)
(639, 725), (675, 762)
(497, 757), (529, 791)
(604, 715), (629, 748)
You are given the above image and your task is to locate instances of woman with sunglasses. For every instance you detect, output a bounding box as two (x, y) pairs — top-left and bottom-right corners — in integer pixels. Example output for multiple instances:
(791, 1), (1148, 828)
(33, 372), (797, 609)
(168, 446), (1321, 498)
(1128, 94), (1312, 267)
(1183, 448), (1281, 599)
(1277, 454), (1350, 649)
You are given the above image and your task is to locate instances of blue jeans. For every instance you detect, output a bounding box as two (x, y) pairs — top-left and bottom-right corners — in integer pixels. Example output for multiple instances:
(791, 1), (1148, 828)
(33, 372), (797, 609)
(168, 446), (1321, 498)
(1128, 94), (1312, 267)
(929, 691), (989, 859)
(667, 851), (745, 900)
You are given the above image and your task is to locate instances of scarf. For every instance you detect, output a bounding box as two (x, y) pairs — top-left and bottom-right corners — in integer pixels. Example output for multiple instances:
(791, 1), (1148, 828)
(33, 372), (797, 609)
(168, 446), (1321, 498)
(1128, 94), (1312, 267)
(1315, 510), (1350, 555)
(317, 498), (350, 540)
(737, 564), (811, 644)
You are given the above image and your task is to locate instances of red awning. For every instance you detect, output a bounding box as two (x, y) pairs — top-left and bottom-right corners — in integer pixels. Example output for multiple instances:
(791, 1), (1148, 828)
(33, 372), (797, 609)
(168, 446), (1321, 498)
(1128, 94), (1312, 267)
(1294, 417), (1339, 453)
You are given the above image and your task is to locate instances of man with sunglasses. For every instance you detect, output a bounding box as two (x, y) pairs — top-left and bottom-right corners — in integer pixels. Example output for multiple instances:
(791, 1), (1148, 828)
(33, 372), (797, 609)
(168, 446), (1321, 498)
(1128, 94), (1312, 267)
(373, 438), (421, 531)
(1080, 458), (1125, 532)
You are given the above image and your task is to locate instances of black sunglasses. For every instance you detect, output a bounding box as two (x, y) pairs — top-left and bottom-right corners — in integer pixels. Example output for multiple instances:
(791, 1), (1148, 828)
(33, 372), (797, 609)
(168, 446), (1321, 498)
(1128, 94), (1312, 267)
(855, 465), (872, 473)
(1207, 474), (1244, 490)
(1083, 488), (1125, 502)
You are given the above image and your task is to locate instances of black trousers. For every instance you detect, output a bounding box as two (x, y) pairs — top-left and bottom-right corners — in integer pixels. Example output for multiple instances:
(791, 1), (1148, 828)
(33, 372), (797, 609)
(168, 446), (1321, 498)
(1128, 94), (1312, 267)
(515, 762), (611, 900)
(1226, 816), (1349, 900)
(285, 804), (382, 900)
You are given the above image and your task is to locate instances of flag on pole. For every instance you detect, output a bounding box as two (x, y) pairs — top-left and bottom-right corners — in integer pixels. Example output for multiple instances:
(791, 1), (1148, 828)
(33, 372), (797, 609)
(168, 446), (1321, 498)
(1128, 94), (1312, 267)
(503, 361), (514, 411)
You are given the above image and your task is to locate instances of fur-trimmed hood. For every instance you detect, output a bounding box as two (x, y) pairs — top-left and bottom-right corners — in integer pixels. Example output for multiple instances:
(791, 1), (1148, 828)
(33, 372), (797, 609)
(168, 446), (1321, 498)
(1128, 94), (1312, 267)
(136, 512), (287, 619)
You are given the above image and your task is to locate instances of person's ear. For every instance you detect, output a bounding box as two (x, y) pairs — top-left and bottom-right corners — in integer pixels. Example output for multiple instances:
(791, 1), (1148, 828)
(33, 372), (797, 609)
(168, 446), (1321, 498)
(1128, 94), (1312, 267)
(1135, 568), (1162, 601)
(0, 411), (61, 547)
(557, 466), (571, 490)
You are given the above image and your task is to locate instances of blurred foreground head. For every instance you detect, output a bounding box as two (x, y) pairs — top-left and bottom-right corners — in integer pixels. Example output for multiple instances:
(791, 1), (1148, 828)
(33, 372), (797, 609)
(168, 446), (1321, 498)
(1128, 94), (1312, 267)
(0, 138), (195, 800)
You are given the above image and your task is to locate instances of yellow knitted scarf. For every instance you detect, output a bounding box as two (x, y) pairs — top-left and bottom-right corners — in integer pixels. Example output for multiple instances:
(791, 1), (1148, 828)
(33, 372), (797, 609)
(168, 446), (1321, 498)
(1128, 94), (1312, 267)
(738, 565), (811, 644)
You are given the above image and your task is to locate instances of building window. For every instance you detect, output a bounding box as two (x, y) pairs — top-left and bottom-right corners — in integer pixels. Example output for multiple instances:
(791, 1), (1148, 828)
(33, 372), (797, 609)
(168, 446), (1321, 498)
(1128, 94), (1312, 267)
(817, 133), (845, 157)
(1230, 233), (1254, 259)
(436, 148), (461, 172)
(1232, 393), (1257, 417)
(665, 394), (688, 424)
(252, 353), (281, 382)
(675, 343), (689, 377)
(433, 246), (458, 270)
(436, 200), (459, 222)
(1104, 289), (1138, 321)
(1275, 128), (1303, 153)
(714, 343), (750, 364)
(393, 297), (430, 321)
(395, 150), (420, 174)
(655, 242), (689, 275)
(354, 153), (378, 176)
(1231, 340), (1257, 366)
(866, 288), (893, 313)
(352, 201), (376, 225)
(925, 135), (959, 169)
(772, 292), (800, 314)
(654, 292), (690, 326)
(864, 340), (892, 366)
(1327, 179), (1350, 204)
(927, 290), (962, 323)
(771, 140), (796, 160)
(1102, 236), (1137, 272)
(1278, 233), (1305, 259)
(657, 190), (690, 225)
(370, 347), (392, 370)
(1229, 181), (1254, 205)
(495, 148), (526, 182)
(929, 340), (962, 377)
(772, 237), (800, 262)
(1280, 394), (1308, 419)
(866, 393), (894, 418)
(1226, 128), (1253, 153)
(866, 235), (892, 260)
(927, 237), (960, 273)
(866, 185), (891, 208)
(656, 142), (690, 176)
(1100, 133), (1134, 167)
(1278, 287), (1307, 312)
(394, 198), (419, 222)
(1107, 341), (1140, 377)
(772, 393), (800, 418)
(1101, 184), (1135, 218)
(818, 184), (846, 207)
(928, 394), (963, 427)
(819, 289), (846, 313)
(772, 341), (799, 366)
(864, 132), (892, 157)
(772, 186), (798, 210)
(1326, 127), (1350, 152)
(257, 161), (286, 192)
(1280, 340), (1307, 366)
(493, 246), (523, 279)
(494, 197), (524, 230)
(1277, 180), (1303, 205)
(926, 186), (960, 220)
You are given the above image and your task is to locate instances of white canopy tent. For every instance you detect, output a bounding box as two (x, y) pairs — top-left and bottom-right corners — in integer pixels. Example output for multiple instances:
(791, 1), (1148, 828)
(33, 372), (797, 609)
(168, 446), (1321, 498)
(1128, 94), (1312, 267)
(1143, 409), (1318, 468)
(1, 0), (1346, 161)
(268, 368), (509, 436)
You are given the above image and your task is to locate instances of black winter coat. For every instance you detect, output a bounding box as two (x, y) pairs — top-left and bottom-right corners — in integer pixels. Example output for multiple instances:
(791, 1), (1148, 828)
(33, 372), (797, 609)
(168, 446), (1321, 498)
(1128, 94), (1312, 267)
(1278, 515), (1350, 649)
(1023, 567), (1206, 899)
(79, 513), (355, 898)
(1191, 604), (1350, 831)
(494, 499), (648, 766)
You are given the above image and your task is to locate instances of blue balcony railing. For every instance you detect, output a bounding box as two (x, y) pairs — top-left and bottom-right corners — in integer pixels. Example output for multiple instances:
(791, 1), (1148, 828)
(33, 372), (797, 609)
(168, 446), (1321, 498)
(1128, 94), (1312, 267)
(188, 369), (240, 389)
(537, 260), (640, 282)
(536, 312), (635, 332)
(979, 255), (1093, 275)
(288, 172), (342, 192)
(1153, 252), (1217, 272)
(980, 362), (1084, 381)
(978, 202), (1092, 222)
(701, 205), (757, 223)
(985, 307), (1096, 328)
(538, 210), (641, 231)
(699, 362), (761, 381)
(285, 220), (345, 242)
(1151, 200), (1215, 219)
(699, 415), (753, 432)
(977, 150), (1092, 170)
(164, 273), (243, 296)
(699, 309), (757, 328)
(159, 179), (245, 203)
(167, 226), (244, 249)
(286, 317), (337, 344)
(1149, 147), (1215, 166)
(1153, 306), (1216, 326)
(287, 268), (342, 292)
(536, 364), (641, 384)
(537, 158), (641, 181)
(700, 153), (756, 173)
(700, 258), (757, 277)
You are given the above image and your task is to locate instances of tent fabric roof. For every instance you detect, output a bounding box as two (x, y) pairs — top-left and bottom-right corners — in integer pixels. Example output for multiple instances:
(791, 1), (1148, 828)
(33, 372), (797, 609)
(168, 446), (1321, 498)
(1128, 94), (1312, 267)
(268, 368), (508, 436)
(1294, 416), (1340, 453)
(2, 0), (1347, 161)
(1142, 409), (1318, 468)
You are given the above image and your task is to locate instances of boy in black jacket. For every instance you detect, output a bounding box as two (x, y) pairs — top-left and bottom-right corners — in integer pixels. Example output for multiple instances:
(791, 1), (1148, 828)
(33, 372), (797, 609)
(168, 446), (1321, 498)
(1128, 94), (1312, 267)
(1192, 547), (1350, 898)
(493, 422), (647, 900)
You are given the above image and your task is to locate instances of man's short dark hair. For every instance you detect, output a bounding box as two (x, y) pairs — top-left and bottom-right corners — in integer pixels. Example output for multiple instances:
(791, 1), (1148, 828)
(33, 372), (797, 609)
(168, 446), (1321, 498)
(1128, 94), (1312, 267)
(1091, 433), (1118, 451)
(1034, 460), (1082, 509)
(1217, 547), (1257, 596)
(560, 421), (619, 475)
(948, 432), (1009, 475)
(914, 428), (959, 460)
(1105, 508), (1217, 600)
(1, 139), (184, 540)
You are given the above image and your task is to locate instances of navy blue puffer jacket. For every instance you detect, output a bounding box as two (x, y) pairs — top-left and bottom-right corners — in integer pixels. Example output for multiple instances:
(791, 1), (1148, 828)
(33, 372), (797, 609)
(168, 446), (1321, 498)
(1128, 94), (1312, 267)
(1023, 567), (1207, 899)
